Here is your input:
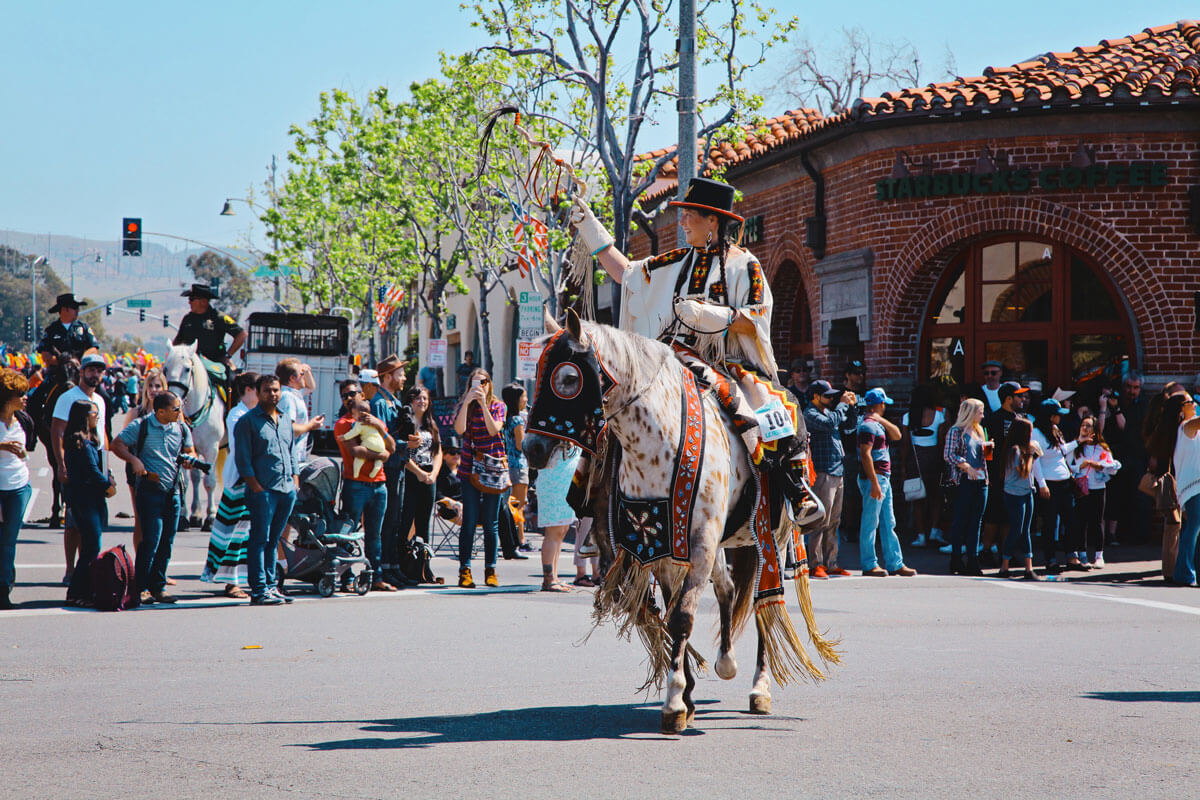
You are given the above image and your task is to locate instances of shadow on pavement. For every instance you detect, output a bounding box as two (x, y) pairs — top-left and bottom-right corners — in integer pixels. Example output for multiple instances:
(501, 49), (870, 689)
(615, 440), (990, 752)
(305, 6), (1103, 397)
(1082, 691), (1200, 703)
(289, 699), (792, 748)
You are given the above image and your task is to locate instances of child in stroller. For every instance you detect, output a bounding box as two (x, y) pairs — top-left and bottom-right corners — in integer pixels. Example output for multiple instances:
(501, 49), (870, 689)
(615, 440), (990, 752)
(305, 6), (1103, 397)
(280, 457), (374, 596)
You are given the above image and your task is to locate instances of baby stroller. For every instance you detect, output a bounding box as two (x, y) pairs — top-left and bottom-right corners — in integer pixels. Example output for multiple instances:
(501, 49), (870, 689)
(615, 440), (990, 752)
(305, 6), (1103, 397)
(281, 457), (373, 597)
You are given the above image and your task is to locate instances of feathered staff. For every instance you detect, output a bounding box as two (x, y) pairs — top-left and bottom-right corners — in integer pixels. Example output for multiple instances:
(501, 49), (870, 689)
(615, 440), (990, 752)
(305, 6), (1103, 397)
(464, 106), (596, 317)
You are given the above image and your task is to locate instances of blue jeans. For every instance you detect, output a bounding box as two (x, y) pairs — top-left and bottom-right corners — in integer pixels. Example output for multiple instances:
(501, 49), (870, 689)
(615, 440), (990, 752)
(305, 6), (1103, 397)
(0, 483), (32, 589)
(1002, 491), (1035, 561)
(134, 483), (181, 593)
(342, 479), (387, 576)
(857, 475), (904, 572)
(245, 487), (297, 597)
(459, 481), (500, 569)
(65, 489), (106, 602)
(1173, 494), (1200, 586)
(949, 479), (988, 560)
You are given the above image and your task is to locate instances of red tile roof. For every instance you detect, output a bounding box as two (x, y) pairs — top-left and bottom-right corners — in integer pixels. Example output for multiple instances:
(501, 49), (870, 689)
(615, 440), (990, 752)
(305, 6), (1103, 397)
(855, 20), (1200, 117)
(639, 21), (1199, 204)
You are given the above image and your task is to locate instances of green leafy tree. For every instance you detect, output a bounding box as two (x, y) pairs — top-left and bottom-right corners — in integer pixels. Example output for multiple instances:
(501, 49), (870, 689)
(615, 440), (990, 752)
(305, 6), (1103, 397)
(0, 245), (112, 350)
(186, 250), (254, 320)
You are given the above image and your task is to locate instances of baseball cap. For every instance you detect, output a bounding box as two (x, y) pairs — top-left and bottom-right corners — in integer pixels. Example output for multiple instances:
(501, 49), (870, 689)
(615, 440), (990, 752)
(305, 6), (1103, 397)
(80, 353), (106, 369)
(790, 358), (812, 373)
(808, 379), (843, 398)
(1040, 398), (1070, 416)
(1052, 387), (1077, 403)
(998, 381), (1029, 400)
(358, 368), (380, 386)
(981, 360), (1003, 371)
(863, 387), (894, 405)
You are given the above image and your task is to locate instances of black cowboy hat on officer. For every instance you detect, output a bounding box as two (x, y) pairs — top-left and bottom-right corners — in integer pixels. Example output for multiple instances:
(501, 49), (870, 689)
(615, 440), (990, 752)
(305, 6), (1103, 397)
(38, 293), (100, 363)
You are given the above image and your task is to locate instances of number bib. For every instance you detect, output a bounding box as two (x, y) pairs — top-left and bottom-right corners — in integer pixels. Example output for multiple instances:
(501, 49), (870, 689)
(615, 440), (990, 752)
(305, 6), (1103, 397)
(754, 396), (795, 442)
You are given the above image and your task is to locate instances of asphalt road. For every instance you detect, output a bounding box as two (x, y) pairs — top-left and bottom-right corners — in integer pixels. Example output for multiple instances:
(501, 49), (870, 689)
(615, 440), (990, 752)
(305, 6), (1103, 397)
(3, 447), (1198, 798)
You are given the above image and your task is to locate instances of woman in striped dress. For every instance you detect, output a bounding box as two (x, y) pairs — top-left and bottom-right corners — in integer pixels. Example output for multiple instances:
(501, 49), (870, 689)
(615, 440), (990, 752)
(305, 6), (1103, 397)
(200, 372), (258, 598)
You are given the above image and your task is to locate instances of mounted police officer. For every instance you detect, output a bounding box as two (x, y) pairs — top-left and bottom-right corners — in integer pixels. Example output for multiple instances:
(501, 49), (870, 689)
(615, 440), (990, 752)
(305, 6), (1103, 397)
(37, 293), (100, 363)
(173, 284), (246, 403)
(173, 284), (246, 369)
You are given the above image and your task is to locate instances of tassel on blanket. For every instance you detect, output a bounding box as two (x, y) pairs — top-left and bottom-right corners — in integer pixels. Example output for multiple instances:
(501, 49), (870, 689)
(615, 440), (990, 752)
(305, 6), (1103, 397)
(754, 596), (825, 685)
(593, 550), (705, 692)
(789, 519), (843, 666)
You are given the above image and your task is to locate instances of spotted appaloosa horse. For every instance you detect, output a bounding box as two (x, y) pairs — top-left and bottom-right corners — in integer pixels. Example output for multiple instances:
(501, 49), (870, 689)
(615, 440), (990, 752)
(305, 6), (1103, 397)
(523, 311), (838, 734)
(162, 343), (225, 530)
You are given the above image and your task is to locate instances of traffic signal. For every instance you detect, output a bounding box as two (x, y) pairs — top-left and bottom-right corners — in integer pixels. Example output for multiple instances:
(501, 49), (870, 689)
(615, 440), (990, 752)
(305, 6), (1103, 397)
(139, 309), (146, 322)
(122, 217), (142, 256)
(162, 314), (169, 328)
(23, 315), (33, 341)
(105, 303), (113, 316)
(209, 277), (220, 298)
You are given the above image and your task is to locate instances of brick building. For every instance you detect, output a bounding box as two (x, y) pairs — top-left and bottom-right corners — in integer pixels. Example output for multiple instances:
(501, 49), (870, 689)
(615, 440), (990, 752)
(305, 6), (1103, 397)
(632, 20), (1200, 401)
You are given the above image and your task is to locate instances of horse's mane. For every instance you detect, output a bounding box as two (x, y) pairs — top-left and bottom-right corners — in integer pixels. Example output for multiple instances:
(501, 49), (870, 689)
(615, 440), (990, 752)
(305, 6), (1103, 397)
(581, 321), (679, 387)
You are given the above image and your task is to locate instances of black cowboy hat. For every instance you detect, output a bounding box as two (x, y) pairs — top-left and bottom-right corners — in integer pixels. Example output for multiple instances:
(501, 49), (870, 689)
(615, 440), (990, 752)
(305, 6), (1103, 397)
(48, 293), (86, 313)
(182, 283), (217, 300)
(668, 177), (744, 222)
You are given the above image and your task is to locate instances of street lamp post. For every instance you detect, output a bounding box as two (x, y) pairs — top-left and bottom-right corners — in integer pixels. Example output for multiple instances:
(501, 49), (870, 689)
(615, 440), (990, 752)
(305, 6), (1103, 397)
(29, 255), (46, 347)
(66, 250), (103, 294)
(221, 196), (281, 311)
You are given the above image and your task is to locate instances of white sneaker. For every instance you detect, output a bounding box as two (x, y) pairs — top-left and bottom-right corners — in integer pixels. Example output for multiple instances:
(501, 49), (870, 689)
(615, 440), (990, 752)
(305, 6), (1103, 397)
(939, 544), (954, 554)
(912, 534), (928, 548)
(1092, 555), (1105, 568)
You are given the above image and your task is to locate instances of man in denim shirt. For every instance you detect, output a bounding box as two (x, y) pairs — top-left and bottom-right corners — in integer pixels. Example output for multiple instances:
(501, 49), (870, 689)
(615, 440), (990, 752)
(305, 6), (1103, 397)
(234, 374), (299, 605)
(802, 380), (857, 578)
(112, 390), (195, 604)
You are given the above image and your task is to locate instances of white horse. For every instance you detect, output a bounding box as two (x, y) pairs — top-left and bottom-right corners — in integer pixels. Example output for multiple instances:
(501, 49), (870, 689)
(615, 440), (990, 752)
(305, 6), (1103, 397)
(162, 343), (225, 530)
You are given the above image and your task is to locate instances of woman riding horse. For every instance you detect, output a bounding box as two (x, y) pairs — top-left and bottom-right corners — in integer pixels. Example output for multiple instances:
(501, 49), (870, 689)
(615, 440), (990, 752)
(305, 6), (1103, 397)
(571, 177), (809, 504)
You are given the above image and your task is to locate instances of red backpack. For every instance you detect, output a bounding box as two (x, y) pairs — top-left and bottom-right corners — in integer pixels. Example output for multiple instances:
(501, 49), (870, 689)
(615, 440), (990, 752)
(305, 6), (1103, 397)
(89, 545), (140, 611)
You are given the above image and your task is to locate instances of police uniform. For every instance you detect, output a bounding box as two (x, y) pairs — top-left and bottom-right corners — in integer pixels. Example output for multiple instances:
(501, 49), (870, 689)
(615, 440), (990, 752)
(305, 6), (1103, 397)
(38, 294), (100, 361)
(173, 306), (243, 363)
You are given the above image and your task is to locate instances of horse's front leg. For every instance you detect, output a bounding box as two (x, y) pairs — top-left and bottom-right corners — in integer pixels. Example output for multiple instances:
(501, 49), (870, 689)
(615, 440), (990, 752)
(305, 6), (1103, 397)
(189, 468), (204, 527)
(661, 531), (718, 734)
(710, 550), (737, 680)
(749, 626), (772, 714)
(201, 455), (217, 530)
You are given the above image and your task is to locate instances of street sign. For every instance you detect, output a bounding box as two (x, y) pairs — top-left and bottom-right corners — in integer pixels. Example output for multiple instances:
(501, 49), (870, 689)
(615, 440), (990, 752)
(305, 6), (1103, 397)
(517, 291), (544, 340)
(517, 340), (543, 379)
(427, 338), (447, 367)
(126, 298), (152, 308)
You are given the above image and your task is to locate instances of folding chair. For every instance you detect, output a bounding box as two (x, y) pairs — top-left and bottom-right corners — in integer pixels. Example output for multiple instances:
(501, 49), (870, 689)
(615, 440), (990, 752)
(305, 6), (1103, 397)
(432, 502), (481, 557)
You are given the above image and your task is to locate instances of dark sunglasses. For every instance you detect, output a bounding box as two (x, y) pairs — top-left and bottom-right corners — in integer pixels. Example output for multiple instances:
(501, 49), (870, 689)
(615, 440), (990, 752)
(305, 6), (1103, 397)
(341, 390), (362, 399)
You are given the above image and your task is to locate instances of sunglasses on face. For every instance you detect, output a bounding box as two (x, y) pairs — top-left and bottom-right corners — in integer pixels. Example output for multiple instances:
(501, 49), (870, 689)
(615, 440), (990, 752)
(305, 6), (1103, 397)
(341, 391), (361, 399)
(984, 370), (1001, 376)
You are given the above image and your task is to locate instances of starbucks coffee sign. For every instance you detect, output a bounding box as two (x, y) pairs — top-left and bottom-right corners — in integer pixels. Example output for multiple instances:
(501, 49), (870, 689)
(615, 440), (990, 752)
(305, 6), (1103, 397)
(875, 161), (1168, 202)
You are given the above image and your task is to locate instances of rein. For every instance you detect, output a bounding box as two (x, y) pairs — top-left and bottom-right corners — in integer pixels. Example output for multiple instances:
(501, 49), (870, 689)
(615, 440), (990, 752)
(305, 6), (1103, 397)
(168, 351), (215, 428)
(601, 353), (673, 423)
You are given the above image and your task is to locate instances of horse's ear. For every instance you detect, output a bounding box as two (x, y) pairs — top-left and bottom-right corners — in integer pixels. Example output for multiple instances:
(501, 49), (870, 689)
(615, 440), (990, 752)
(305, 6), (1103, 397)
(566, 307), (582, 342)
(188, 341), (198, 354)
(544, 310), (561, 335)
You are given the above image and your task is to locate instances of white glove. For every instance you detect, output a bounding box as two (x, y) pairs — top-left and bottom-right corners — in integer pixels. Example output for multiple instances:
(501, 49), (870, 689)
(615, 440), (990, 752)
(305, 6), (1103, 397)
(570, 197), (615, 255)
(673, 298), (734, 333)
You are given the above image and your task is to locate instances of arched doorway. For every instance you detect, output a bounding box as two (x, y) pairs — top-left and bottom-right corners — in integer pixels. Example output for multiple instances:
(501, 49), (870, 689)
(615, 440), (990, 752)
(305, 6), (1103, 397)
(921, 236), (1135, 393)
(770, 259), (814, 369)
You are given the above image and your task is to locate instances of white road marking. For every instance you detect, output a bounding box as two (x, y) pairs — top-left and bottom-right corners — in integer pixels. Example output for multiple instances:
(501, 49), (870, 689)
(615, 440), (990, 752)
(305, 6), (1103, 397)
(990, 577), (1200, 617)
(23, 489), (39, 522)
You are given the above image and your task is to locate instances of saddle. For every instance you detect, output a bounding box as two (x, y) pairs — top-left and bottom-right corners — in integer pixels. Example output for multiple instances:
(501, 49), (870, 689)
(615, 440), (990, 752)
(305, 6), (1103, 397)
(197, 355), (231, 407)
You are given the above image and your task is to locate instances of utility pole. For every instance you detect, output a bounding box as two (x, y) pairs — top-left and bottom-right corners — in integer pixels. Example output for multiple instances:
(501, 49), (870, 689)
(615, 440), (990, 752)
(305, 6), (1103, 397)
(677, 0), (698, 228)
(271, 154), (281, 311)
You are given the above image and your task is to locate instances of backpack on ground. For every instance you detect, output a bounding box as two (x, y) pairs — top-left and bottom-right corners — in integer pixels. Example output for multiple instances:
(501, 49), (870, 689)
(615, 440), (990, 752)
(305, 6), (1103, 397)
(89, 545), (140, 611)
(400, 539), (440, 584)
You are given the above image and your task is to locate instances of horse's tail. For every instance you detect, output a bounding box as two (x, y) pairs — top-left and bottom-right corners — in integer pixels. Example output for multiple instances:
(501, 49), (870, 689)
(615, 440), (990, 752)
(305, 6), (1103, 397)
(726, 545), (758, 642)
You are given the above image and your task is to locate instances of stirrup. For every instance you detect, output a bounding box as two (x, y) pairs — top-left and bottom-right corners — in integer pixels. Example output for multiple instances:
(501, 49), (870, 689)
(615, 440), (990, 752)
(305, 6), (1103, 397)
(779, 468), (826, 528)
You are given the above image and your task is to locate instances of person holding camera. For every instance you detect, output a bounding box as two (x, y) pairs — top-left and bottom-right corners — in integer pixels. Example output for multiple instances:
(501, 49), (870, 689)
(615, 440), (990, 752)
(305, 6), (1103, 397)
(802, 379), (857, 578)
(112, 391), (198, 604)
(453, 367), (507, 588)
(368, 355), (421, 587)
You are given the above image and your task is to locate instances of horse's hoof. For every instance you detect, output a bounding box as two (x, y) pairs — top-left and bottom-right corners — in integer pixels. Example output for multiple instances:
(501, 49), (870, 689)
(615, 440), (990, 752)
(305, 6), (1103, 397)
(715, 653), (738, 680)
(201, 517), (214, 532)
(685, 707), (695, 728)
(189, 516), (203, 527)
(749, 693), (771, 715)
(177, 518), (190, 531)
(660, 709), (688, 734)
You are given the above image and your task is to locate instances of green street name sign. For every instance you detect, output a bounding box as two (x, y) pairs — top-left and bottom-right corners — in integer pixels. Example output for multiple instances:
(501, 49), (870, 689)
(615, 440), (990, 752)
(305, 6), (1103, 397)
(875, 161), (1168, 202)
(126, 298), (152, 308)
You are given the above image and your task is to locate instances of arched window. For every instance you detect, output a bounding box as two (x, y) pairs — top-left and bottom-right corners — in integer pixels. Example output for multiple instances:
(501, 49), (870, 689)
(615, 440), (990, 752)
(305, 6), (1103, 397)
(922, 236), (1134, 392)
(770, 259), (814, 368)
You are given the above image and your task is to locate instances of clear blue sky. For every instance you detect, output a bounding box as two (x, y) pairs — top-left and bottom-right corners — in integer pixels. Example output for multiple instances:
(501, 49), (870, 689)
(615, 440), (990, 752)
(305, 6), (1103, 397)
(2, 1), (1193, 253)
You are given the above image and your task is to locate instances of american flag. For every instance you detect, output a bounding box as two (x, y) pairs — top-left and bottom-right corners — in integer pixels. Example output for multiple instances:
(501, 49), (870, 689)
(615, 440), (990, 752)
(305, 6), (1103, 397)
(374, 283), (405, 331)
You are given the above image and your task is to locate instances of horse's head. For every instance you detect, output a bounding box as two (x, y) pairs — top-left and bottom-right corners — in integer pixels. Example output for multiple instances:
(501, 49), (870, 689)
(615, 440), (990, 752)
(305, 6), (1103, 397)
(524, 309), (615, 468)
(163, 342), (200, 400)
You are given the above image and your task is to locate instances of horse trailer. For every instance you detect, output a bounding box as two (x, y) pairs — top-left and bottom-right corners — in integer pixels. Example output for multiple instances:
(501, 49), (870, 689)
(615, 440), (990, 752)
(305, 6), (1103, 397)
(243, 312), (351, 457)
